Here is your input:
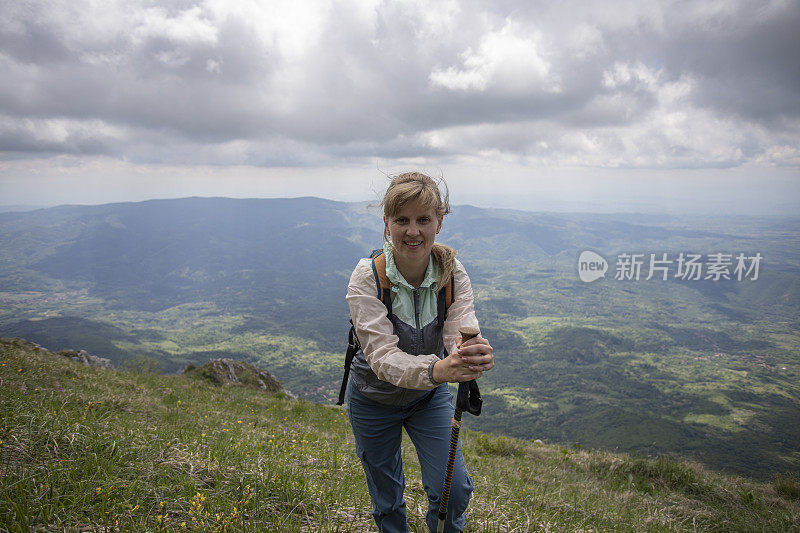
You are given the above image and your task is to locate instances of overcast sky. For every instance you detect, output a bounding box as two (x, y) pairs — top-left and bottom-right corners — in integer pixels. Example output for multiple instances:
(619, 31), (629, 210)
(1, 0), (798, 214)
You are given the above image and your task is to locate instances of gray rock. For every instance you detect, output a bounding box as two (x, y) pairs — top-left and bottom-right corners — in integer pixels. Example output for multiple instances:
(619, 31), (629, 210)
(185, 357), (295, 398)
(57, 349), (113, 369)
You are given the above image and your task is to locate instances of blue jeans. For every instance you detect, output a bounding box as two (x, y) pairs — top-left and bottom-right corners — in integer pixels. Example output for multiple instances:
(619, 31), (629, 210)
(346, 381), (474, 532)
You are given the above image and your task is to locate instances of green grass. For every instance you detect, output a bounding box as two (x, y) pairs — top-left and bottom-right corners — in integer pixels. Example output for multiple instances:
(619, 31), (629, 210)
(2, 338), (799, 532)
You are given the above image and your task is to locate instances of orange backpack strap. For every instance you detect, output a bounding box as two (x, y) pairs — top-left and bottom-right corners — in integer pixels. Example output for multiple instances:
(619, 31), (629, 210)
(445, 271), (455, 309)
(370, 249), (393, 314)
(437, 270), (456, 328)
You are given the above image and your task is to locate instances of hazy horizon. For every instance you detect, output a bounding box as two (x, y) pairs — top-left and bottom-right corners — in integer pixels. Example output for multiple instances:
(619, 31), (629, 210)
(2, 187), (798, 218)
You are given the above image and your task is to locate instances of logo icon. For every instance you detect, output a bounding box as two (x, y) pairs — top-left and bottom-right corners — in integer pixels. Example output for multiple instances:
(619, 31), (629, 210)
(578, 251), (608, 283)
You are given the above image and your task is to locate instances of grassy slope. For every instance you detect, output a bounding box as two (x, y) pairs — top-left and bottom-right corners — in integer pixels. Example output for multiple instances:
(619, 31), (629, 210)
(2, 286), (798, 480)
(1, 338), (798, 532)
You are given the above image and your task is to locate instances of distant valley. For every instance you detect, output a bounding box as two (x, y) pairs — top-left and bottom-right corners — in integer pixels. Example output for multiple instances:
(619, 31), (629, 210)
(1, 196), (798, 479)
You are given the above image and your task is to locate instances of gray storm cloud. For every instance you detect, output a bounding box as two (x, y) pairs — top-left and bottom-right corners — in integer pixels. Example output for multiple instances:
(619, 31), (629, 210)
(0, 0), (798, 168)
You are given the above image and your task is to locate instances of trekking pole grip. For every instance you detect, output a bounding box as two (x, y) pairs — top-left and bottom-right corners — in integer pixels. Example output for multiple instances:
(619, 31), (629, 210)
(459, 326), (480, 344)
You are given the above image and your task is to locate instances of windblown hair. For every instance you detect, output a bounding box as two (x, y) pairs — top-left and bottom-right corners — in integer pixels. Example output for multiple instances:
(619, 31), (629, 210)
(380, 172), (457, 289)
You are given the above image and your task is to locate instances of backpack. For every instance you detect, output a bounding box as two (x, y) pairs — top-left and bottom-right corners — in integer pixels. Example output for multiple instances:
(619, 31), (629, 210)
(336, 248), (455, 405)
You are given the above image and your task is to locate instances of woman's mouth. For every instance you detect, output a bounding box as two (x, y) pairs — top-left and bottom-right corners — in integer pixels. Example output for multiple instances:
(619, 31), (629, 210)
(404, 240), (422, 248)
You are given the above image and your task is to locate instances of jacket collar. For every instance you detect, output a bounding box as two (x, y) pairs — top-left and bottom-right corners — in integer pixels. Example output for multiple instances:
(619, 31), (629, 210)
(383, 241), (439, 290)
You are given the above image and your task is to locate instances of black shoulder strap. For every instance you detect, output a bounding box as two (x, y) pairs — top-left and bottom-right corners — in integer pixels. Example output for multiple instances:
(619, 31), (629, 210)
(336, 321), (359, 406)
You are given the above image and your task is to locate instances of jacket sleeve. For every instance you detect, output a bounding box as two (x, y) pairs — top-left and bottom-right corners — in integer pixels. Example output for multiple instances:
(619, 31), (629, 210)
(346, 262), (440, 390)
(442, 259), (481, 357)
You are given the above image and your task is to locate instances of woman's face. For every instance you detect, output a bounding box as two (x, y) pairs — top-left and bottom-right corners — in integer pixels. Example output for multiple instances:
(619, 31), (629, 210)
(384, 201), (442, 271)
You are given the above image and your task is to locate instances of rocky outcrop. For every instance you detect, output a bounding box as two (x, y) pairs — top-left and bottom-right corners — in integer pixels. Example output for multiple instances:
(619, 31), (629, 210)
(55, 349), (114, 369)
(184, 358), (293, 397)
(2, 337), (115, 369)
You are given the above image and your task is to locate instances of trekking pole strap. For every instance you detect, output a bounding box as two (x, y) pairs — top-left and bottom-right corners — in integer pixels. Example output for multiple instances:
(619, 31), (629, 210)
(456, 379), (482, 416)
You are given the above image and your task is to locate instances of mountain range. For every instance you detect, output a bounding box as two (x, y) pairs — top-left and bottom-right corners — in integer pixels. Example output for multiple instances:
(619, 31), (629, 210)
(1, 196), (798, 479)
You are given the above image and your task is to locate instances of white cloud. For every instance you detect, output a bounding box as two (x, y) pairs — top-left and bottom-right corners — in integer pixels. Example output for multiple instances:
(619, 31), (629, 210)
(429, 20), (559, 94)
(564, 23), (605, 60)
(133, 6), (218, 46)
(602, 62), (661, 91)
(0, 114), (128, 153)
(204, 0), (331, 61)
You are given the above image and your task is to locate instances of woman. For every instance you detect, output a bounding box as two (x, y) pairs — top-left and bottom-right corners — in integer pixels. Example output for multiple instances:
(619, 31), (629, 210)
(345, 172), (494, 532)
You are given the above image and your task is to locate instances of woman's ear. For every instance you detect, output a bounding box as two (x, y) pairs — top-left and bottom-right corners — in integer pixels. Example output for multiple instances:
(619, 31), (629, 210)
(383, 216), (389, 239)
(436, 216), (443, 234)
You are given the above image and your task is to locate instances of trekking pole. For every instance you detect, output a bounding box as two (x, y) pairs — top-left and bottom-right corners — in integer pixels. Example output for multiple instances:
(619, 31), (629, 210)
(437, 326), (482, 533)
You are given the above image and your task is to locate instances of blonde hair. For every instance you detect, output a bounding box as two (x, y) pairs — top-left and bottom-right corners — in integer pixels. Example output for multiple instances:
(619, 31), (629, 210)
(380, 172), (457, 289)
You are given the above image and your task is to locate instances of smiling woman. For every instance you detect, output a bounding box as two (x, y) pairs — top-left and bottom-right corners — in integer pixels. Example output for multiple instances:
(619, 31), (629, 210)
(344, 172), (494, 532)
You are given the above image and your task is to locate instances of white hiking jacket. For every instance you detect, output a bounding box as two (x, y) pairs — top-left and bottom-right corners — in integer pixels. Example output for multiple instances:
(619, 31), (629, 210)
(346, 242), (481, 405)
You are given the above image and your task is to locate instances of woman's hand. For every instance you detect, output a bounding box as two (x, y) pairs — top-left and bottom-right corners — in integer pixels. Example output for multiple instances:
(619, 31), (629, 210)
(432, 336), (494, 383)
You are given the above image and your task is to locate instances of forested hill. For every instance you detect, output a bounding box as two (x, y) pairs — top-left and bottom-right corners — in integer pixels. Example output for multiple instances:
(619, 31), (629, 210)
(0, 197), (798, 480)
